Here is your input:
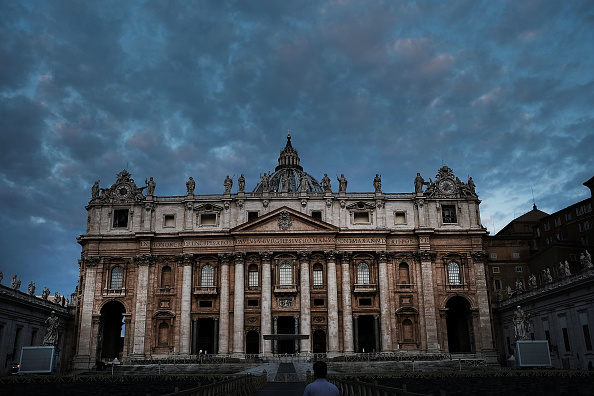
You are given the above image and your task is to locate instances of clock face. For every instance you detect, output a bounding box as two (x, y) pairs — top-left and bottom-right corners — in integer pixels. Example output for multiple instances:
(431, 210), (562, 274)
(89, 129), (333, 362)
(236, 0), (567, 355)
(116, 183), (131, 199)
(438, 179), (455, 194)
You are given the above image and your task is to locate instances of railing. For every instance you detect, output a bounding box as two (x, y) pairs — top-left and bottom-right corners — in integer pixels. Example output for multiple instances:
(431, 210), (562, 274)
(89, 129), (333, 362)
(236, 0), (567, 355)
(330, 378), (428, 396)
(154, 192), (416, 202)
(354, 283), (377, 293)
(161, 373), (267, 396)
(273, 284), (298, 294)
(193, 286), (218, 295)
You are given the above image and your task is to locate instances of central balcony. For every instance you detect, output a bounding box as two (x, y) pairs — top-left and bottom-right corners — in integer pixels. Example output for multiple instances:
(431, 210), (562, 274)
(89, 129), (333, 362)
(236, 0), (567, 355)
(353, 283), (377, 294)
(274, 284), (298, 295)
(193, 286), (218, 295)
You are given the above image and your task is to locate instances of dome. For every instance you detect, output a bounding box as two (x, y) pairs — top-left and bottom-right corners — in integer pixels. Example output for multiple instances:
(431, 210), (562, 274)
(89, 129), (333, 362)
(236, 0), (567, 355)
(253, 135), (323, 193)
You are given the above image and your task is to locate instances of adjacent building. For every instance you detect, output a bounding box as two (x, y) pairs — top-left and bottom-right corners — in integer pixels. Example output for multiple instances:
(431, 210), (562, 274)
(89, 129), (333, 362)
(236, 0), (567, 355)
(72, 135), (495, 370)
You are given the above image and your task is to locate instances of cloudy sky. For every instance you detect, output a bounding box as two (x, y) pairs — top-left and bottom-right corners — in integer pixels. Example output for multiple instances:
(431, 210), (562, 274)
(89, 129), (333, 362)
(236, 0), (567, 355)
(1, 0), (593, 297)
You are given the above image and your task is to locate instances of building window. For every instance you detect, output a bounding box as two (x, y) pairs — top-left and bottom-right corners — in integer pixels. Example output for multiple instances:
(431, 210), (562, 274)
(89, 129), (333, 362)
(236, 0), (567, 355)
(354, 212), (370, 223)
(490, 253), (497, 259)
(565, 213), (572, 221)
(544, 222), (550, 231)
(515, 266), (523, 273)
(395, 212), (406, 225)
(247, 211), (259, 222)
(279, 261), (293, 285)
(163, 214), (175, 227)
(492, 267), (500, 274)
(403, 319), (414, 341)
(113, 209), (129, 228)
(158, 322), (169, 346)
(583, 325), (593, 351)
(493, 279), (502, 290)
(313, 263), (324, 289)
(448, 262), (461, 285)
(536, 228), (541, 237)
(313, 298), (325, 307)
(359, 298), (372, 306)
(513, 252), (520, 259)
(311, 211), (322, 221)
(247, 299), (259, 307)
(399, 263), (410, 285)
(562, 328), (571, 352)
(110, 266), (123, 290)
(201, 265), (214, 287)
(161, 266), (172, 290)
(442, 205), (457, 223)
(200, 213), (217, 226)
(248, 264), (259, 289)
(199, 300), (212, 308)
(554, 218), (561, 227)
(357, 262), (370, 284)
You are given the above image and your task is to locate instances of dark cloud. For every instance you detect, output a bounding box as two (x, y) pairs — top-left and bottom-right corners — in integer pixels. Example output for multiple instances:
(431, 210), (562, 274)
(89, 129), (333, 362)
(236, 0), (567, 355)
(0, 0), (592, 295)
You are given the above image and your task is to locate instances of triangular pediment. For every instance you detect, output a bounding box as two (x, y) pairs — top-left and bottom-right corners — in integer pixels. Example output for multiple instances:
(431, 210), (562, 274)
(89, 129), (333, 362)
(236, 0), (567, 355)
(231, 206), (338, 234)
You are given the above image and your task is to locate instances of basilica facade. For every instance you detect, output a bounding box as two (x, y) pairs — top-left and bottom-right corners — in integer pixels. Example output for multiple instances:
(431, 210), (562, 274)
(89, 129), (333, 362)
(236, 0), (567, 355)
(73, 136), (494, 369)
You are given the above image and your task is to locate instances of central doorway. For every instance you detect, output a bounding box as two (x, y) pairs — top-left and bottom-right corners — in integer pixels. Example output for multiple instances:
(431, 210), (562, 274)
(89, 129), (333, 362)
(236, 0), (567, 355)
(445, 296), (475, 353)
(277, 316), (296, 354)
(99, 301), (126, 360)
(195, 318), (215, 354)
(357, 315), (376, 353)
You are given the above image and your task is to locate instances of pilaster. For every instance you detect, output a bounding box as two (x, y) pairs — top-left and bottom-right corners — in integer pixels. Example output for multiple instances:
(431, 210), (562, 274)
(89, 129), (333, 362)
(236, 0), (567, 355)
(298, 251), (311, 353)
(260, 252), (273, 355)
(132, 254), (155, 357)
(340, 252), (354, 353)
(325, 250), (340, 356)
(218, 253), (230, 354)
(178, 253), (194, 355)
(376, 250), (393, 351)
(232, 252), (245, 356)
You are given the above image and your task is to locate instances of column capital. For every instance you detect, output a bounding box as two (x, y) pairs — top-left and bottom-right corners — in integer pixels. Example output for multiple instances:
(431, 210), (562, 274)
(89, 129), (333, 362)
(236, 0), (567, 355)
(218, 253), (231, 265)
(176, 253), (194, 266)
(259, 251), (274, 264)
(413, 250), (436, 262)
(471, 250), (487, 263)
(134, 254), (156, 266)
(375, 250), (391, 263)
(84, 257), (100, 267)
(324, 250), (338, 261)
(338, 251), (351, 263)
(297, 251), (311, 263)
(234, 252), (245, 264)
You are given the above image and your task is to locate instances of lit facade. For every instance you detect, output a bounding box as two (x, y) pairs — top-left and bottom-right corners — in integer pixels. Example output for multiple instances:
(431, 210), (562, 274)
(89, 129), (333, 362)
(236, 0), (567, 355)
(73, 136), (494, 369)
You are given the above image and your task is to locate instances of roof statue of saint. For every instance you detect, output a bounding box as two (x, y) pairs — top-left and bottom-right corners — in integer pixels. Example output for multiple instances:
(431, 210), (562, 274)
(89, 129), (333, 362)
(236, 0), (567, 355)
(253, 134), (324, 194)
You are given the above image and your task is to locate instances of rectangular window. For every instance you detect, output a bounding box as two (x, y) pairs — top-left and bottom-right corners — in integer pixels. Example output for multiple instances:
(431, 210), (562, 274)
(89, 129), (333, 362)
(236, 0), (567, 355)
(442, 205), (457, 223)
(359, 298), (372, 306)
(313, 270), (323, 288)
(536, 228), (541, 237)
(494, 279), (501, 290)
(163, 214), (175, 227)
(513, 252), (520, 259)
(492, 267), (500, 274)
(353, 212), (370, 223)
(248, 271), (259, 288)
(247, 211), (259, 222)
(565, 213), (572, 221)
(199, 300), (213, 308)
(313, 298), (325, 307)
(562, 328), (571, 351)
(554, 217), (561, 227)
(200, 213), (217, 226)
(113, 209), (129, 228)
(490, 253), (497, 259)
(247, 299), (259, 307)
(583, 325), (593, 351)
(311, 211), (322, 221)
(395, 212), (406, 224)
(544, 222), (550, 231)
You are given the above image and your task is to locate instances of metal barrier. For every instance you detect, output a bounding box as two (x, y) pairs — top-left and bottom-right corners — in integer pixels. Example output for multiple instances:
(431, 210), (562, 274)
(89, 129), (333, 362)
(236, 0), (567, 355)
(329, 378), (428, 396)
(160, 373), (267, 396)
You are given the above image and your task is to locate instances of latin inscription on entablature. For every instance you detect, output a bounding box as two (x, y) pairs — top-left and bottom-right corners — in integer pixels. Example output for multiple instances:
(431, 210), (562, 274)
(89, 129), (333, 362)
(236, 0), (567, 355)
(387, 238), (417, 246)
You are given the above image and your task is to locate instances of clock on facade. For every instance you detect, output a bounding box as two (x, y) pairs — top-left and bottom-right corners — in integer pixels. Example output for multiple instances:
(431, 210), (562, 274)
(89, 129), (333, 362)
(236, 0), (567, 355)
(438, 179), (455, 194)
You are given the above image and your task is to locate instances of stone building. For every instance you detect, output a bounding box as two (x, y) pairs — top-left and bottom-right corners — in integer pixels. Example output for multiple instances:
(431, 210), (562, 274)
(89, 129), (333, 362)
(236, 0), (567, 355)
(486, 176), (594, 368)
(72, 135), (494, 369)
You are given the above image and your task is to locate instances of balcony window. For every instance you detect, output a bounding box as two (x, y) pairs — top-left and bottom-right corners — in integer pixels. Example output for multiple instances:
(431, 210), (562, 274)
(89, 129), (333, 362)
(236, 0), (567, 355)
(448, 262), (461, 285)
(358, 262), (370, 285)
(201, 265), (214, 287)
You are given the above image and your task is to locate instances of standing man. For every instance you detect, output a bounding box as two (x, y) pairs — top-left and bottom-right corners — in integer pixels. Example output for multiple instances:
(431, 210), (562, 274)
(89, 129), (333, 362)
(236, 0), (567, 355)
(303, 361), (339, 396)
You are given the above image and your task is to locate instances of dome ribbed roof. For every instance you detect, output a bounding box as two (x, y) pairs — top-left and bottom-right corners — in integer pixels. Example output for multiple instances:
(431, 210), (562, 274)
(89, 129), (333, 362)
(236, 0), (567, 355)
(252, 135), (323, 193)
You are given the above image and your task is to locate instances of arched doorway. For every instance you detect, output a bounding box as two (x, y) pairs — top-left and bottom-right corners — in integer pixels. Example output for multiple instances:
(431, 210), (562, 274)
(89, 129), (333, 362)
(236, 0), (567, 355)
(312, 330), (326, 353)
(99, 301), (126, 360)
(246, 330), (259, 354)
(445, 296), (474, 353)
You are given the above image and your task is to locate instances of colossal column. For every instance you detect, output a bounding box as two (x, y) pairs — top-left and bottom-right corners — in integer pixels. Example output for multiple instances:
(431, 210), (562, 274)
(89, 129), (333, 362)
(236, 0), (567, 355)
(218, 254), (230, 354)
(415, 247), (439, 351)
(298, 251), (311, 353)
(340, 252), (354, 353)
(376, 251), (393, 351)
(471, 251), (495, 352)
(260, 252), (273, 355)
(233, 252), (245, 356)
(325, 250), (340, 356)
(178, 253), (194, 355)
(75, 257), (100, 368)
(132, 254), (155, 356)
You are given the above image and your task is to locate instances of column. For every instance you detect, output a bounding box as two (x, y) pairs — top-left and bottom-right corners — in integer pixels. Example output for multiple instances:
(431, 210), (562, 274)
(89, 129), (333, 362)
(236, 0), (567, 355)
(325, 251), (340, 356)
(471, 251), (495, 353)
(294, 315), (300, 352)
(273, 316), (278, 354)
(218, 254), (230, 354)
(233, 252), (245, 356)
(178, 253), (194, 355)
(298, 251), (311, 354)
(340, 252), (354, 353)
(74, 257), (99, 369)
(415, 249), (439, 351)
(132, 254), (155, 356)
(376, 251), (393, 352)
(353, 316), (359, 353)
(260, 252), (273, 356)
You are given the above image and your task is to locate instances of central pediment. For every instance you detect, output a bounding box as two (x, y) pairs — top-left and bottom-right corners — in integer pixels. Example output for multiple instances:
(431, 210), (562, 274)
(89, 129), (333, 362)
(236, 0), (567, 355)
(231, 206), (338, 234)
